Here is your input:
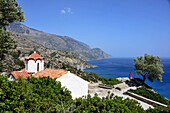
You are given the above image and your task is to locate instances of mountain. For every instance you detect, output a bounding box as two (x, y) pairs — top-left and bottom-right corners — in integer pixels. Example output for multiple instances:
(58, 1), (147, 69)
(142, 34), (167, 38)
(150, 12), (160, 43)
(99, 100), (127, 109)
(14, 33), (95, 69)
(6, 22), (109, 61)
(0, 33), (96, 73)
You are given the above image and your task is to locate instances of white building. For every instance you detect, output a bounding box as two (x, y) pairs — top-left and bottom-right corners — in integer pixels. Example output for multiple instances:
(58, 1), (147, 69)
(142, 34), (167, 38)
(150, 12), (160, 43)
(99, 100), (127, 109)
(9, 52), (89, 99)
(8, 51), (45, 81)
(57, 71), (89, 99)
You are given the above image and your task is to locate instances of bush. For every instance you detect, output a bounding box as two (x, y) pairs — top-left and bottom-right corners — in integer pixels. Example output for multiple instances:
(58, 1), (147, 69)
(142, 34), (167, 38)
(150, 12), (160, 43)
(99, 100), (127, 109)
(0, 75), (73, 112)
(0, 63), (3, 72)
(50, 52), (57, 57)
(50, 60), (105, 82)
(10, 50), (21, 58)
(115, 87), (121, 91)
(0, 75), (169, 112)
(29, 50), (40, 55)
(102, 77), (122, 85)
(74, 93), (144, 112)
(15, 59), (24, 67)
(127, 87), (170, 105)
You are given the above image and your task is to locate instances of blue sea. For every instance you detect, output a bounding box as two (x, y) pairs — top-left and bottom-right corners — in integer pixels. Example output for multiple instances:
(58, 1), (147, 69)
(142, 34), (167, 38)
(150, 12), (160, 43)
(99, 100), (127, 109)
(84, 58), (170, 99)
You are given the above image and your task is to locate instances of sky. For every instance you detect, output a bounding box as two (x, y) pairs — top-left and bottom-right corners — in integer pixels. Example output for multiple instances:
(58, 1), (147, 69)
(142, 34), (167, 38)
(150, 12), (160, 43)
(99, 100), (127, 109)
(17, 0), (170, 58)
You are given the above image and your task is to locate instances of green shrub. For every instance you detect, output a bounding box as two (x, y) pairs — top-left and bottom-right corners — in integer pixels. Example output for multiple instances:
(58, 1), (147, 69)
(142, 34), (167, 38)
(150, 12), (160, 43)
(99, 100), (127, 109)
(49, 60), (105, 82)
(15, 59), (24, 66)
(29, 50), (40, 55)
(102, 77), (122, 85)
(0, 75), (73, 112)
(115, 87), (121, 91)
(50, 52), (57, 57)
(0, 63), (3, 72)
(128, 87), (170, 105)
(0, 75), (169, 112)
(74, 93), (144, 112)
(10, 50), (21, 58)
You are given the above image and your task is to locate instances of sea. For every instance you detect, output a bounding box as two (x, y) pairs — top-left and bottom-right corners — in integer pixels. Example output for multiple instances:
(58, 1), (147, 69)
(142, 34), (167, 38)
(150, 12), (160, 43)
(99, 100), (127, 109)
(84, 58), (170, 99)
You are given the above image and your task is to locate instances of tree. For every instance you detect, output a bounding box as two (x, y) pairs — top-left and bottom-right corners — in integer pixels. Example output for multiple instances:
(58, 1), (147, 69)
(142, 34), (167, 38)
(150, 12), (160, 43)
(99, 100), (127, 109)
(134, 54), (164, 84)
(0, 0), (24, 29)
(0, 0), (24, 66)
(0, 29), (15, 60)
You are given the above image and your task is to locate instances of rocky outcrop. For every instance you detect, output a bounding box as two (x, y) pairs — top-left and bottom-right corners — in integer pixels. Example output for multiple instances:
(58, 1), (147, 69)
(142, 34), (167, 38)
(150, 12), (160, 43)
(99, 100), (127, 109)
(91, 48), (108, 59)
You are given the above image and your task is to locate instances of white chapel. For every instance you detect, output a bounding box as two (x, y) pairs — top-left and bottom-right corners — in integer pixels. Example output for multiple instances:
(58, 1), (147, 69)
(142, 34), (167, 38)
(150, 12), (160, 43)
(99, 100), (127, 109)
(9, 51), (89, 99)
(25, 51), (45, 74)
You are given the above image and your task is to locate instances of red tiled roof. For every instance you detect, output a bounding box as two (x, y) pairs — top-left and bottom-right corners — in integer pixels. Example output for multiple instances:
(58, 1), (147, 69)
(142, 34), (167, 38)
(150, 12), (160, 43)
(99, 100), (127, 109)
(33, 69), (68, 79)
(11, 68), (29, 79)
(10, 68), (88, 83)
(25, 52), (44, 60)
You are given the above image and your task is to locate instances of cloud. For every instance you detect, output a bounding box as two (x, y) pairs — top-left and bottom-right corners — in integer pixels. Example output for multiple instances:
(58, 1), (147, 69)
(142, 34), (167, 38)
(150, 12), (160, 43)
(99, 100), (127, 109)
(60, 8), (73, 14)
(61, 10), (66, 14)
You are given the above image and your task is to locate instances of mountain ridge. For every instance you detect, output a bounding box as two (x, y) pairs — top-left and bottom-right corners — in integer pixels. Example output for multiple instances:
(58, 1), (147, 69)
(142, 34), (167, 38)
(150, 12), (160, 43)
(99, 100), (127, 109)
(6, 22), (109, 61)
(0, 33), (96, 73)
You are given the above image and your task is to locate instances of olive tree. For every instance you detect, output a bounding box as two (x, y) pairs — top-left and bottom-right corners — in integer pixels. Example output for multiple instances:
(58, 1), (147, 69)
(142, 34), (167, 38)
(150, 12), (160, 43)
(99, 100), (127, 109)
(134, 54), (164, 84)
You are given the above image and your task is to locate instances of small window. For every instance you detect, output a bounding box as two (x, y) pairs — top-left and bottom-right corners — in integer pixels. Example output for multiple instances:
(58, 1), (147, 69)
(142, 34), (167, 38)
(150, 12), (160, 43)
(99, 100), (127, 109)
(37, 63), (39, 72)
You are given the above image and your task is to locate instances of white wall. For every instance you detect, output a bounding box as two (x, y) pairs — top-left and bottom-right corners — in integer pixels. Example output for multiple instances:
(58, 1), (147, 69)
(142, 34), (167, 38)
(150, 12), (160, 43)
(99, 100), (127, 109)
(26, 59), (44, 73)
(56, 72), (89, 99)
(41, 59), (44, 71)
(27, 60), (36, 72)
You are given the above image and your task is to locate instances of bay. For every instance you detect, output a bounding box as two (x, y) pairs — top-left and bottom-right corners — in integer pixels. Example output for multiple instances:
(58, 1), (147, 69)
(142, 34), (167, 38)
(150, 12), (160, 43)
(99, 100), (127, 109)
(84, 58), (170, 99)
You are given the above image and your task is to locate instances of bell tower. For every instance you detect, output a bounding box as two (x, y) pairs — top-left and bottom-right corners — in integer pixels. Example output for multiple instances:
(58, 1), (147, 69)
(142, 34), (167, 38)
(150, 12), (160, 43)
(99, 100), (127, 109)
(25, 51), (45, 74)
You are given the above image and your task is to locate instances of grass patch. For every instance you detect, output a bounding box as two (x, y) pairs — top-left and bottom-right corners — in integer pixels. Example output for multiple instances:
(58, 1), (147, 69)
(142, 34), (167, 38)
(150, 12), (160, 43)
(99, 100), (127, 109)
(102, 77), (122, 85)
(128, 87), (170, 105)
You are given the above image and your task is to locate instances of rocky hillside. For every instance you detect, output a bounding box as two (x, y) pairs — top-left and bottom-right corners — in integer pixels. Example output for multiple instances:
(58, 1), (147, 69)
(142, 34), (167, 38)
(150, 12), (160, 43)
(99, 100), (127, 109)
(6, 21), (109, 61)
(13, 33), (95, 69)
(0, 33), (96, 73)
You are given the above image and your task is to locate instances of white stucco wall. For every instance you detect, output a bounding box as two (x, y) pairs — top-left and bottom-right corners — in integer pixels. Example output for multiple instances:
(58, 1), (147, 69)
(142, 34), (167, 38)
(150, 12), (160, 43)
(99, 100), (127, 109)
(41, 59), (44, 71)
(26, 59), (44, 73)
(56, 72), (89, 99)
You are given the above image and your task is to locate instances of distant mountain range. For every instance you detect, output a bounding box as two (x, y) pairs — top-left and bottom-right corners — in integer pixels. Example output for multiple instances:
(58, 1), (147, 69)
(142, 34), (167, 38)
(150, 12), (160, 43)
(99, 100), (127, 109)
(6, 22), (109, 61)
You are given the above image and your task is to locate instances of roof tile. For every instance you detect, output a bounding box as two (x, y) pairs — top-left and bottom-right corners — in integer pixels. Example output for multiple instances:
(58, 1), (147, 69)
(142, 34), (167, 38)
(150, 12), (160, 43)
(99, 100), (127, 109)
(25, 53), (44, 60)
(33, 69), (68, 78)
(11, 68), (29, 79)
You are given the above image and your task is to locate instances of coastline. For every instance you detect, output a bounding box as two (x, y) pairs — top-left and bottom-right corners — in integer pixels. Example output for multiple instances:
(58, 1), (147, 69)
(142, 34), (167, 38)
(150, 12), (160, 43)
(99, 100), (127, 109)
(83, 58), (170, 99)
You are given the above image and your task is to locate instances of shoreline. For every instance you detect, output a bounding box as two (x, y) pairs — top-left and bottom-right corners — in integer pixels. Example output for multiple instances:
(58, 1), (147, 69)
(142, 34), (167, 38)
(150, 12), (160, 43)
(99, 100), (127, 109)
(83, 58), (170, 100)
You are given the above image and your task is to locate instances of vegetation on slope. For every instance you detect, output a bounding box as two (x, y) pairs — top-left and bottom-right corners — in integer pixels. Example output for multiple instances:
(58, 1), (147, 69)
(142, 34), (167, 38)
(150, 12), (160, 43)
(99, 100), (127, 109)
(75, 93), (144, 112)
(12, 33), (95, 70)
(102, 77), (123, 85)
(0, 0), (24, 72)
(0, 33), (95, 73)
(0, 75), (169, 112)
(127, 87), (170, 105)
(0, 50), (24, 72)
(0, 75), (73, 112)
(48, 60), (104, 82)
